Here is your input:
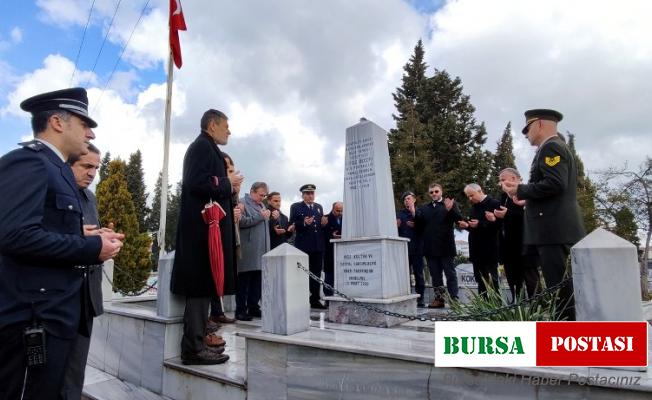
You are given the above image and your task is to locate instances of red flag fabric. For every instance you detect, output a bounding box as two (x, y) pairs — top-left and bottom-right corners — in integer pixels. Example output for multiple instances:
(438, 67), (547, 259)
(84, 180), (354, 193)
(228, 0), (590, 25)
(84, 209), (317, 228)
(202, 201), (226, 296)
(169, 0), (187, 68)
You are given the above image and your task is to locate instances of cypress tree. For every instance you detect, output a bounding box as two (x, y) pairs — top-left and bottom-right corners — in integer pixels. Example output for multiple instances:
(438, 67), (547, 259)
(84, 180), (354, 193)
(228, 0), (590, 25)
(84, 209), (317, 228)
(99, 151), (111, 182)
(568, 133), (598, 233)
(488, 122), (516, 197)
(389, 40), (493, 209)
(125, 150), (150, 232)
(613, 206), (640, 248)
(96, 160), (151, 294)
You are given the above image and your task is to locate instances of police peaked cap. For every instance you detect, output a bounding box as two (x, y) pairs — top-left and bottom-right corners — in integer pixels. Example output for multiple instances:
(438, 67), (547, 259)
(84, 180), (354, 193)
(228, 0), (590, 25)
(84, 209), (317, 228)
(20, 87), (98, 128)
(522, 109), (563, 134)
(300, 184), (316, 192)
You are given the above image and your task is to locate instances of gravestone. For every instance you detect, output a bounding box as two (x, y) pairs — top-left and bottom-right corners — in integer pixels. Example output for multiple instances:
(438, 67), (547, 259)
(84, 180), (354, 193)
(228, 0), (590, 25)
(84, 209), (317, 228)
(325, 118), (418, 327)
(571, 228), (644, 321)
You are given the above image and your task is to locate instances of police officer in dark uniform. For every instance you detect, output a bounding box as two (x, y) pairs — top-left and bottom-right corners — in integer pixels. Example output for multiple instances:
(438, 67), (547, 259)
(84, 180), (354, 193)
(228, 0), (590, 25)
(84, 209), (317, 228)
(289, 184), (327, 309)
(503, 109), (585, 320)
(0, 88), (124, 400)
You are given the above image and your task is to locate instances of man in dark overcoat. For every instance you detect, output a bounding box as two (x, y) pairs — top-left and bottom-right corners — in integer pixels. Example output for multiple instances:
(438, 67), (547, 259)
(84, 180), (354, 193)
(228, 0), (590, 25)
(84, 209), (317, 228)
(503, 109), (585, 320)
(62, 143), (105, 399)
(289, 184), (327, 309)
(459, 183), (501, 297)
(322, 201), (343, 298)
(171, 109), (243, 365)
(0, 88), (123, 400)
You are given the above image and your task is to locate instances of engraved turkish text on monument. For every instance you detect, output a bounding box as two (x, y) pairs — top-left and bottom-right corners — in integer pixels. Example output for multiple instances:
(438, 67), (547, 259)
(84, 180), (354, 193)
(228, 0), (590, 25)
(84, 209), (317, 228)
(344, 136), (375, 190)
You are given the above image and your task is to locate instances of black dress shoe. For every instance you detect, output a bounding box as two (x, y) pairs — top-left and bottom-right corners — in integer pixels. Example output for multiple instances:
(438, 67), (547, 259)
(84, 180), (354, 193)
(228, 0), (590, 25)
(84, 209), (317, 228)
(310, 301), (327, 310)
(248, 308), (261, 318)
(181, 349), (230, 365)
(235, 313), (253, 321)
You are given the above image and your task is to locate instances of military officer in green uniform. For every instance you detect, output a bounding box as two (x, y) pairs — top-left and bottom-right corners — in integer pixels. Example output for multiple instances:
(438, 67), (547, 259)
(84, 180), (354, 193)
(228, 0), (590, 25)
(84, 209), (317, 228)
(502, 109), (585, 321)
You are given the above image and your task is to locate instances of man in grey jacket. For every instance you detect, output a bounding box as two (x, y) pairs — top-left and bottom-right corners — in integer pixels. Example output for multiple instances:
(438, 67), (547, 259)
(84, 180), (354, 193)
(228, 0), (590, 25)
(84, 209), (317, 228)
(236, 182), (271, 320)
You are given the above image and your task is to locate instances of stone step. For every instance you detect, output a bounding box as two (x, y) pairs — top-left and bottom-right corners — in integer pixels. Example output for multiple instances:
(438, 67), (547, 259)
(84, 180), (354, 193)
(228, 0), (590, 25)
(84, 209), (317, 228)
(82, 366), (171, 400)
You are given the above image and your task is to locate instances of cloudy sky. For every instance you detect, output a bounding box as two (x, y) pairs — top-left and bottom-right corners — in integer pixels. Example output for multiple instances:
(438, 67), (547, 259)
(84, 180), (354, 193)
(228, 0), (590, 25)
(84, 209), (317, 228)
(1, 0), (650, 218)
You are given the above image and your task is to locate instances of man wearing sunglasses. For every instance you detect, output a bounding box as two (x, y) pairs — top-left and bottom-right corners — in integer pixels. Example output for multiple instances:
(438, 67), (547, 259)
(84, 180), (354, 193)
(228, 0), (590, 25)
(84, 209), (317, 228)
(502, 109), (585, 321)
(415, 183), (464, 308)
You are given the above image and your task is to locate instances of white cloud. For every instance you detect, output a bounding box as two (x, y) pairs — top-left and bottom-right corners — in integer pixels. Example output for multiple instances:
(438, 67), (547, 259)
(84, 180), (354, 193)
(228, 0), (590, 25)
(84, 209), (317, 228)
(10, 27), (23, 43)
(7, 0), (652, 218)
(424, 0), (652, 177)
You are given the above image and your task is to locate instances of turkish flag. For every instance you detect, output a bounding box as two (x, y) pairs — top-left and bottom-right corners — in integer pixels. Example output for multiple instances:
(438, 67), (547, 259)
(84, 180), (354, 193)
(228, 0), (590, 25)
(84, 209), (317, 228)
(169, 0), (187, 68)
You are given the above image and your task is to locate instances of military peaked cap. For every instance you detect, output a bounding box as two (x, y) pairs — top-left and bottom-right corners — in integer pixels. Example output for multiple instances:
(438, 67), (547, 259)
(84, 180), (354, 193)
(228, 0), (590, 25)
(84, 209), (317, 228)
(20, 87), (98, 128)
(401, 191), (415, 200)
(300, 184), (316, 192)
(522, 109), (562, 134)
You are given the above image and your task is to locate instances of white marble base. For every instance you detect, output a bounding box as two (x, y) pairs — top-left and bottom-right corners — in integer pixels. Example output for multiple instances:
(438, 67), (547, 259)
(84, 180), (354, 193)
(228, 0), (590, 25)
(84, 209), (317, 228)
(261, 244), (310, 335)
(156, 251), (185, 318)
(325, 294), (419, 327)
(333, 236), (410, 299)
(572, 228), (644, 321)
(88, 301), (182, 394)
(101, 259), (114, 303)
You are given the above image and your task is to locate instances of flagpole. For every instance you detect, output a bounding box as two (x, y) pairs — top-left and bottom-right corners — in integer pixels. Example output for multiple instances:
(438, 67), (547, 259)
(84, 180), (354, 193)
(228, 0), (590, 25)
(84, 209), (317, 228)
(158, 50), (174, 255)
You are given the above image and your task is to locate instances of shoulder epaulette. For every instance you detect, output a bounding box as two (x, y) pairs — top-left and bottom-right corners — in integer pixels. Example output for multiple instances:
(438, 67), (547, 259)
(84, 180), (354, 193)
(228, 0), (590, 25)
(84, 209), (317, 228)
(18, 140), (45, 152)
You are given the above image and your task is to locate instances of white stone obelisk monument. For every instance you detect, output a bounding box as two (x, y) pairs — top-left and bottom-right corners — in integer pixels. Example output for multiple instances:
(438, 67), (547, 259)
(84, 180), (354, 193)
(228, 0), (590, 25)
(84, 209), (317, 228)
(325, 118), (417, 327)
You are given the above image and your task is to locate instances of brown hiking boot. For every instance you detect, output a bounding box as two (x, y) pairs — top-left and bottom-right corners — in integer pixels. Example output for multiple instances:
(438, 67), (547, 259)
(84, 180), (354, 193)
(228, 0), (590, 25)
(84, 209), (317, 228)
(428, 298), (445, 309)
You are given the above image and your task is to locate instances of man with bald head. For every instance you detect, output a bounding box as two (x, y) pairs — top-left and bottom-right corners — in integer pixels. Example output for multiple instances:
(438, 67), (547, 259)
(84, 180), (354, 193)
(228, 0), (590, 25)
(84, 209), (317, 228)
(323, 201), (343, 299)
(502, 109), (585, 320)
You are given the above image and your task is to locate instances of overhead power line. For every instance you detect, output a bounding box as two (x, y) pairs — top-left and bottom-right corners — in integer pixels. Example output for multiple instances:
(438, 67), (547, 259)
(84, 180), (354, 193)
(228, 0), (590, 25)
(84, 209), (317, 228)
(70, 0), (97, 86)
(87, 0), (124, 83)
(92, 0), (152, 114)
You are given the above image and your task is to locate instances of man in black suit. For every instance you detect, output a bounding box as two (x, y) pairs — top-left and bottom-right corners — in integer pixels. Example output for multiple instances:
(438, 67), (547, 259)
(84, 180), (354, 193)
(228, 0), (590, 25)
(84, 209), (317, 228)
(459, 183), (501, 297)
(396, 191), (425, 307)
(415, 183), (464, 308)
(61, 143), (104, 399)
(503, 109), (585, 320)
(171, 109), (243, 365)
(486, 168), (540, 301)
(322, 201), (343, 298)
(289, 184), (327, 309)
(267, 191), (293, 249)
(0, 88), (124, 400)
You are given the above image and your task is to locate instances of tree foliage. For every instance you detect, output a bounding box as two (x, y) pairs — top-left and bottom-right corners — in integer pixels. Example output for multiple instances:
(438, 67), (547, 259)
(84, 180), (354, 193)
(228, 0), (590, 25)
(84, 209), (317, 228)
(594, 157), (651, 298)
(99, 151), (111, 182)
(125, 150), (150, 233)
(389, 40), (492, 214)
(487, 122), (516, 197)
(147, 172), (181, 270)
(96, 159), (151, 294)
(568, 133), (598, 233)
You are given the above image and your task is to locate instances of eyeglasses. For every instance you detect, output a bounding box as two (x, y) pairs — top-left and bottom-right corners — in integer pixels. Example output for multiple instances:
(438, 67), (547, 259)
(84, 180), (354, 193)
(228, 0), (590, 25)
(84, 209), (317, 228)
(429, 190), (441, 194)
(522, 118), (540, 135)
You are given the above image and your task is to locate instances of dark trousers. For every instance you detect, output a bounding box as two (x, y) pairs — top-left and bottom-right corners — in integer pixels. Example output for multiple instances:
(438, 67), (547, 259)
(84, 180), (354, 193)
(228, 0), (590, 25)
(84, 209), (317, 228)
(472, 261), (499, 297)
(537, 245), (575, 321)
(236, 271), (261, 315)
(410, 254), (425, 304)
(323, 248), (335, 297)
(60, 321), (93, 400)
(0, 323), (74, 400)
(503, 255), (540, 302)
(307, 251), (324, 304)
(181, 296), (210, 355)
(210, 296), (225, 318)
(427, 256), (458, 299)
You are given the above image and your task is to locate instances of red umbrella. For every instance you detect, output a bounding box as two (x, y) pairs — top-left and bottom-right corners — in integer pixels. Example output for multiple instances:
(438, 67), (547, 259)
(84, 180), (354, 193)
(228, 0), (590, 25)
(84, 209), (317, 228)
(202, 200), (226, 296)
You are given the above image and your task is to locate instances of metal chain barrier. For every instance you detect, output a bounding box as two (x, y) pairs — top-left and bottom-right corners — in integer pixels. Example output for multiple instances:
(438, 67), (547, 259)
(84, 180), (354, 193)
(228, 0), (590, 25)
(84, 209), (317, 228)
(103, 263), (158, 297)
(296, 261), (571, 322)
